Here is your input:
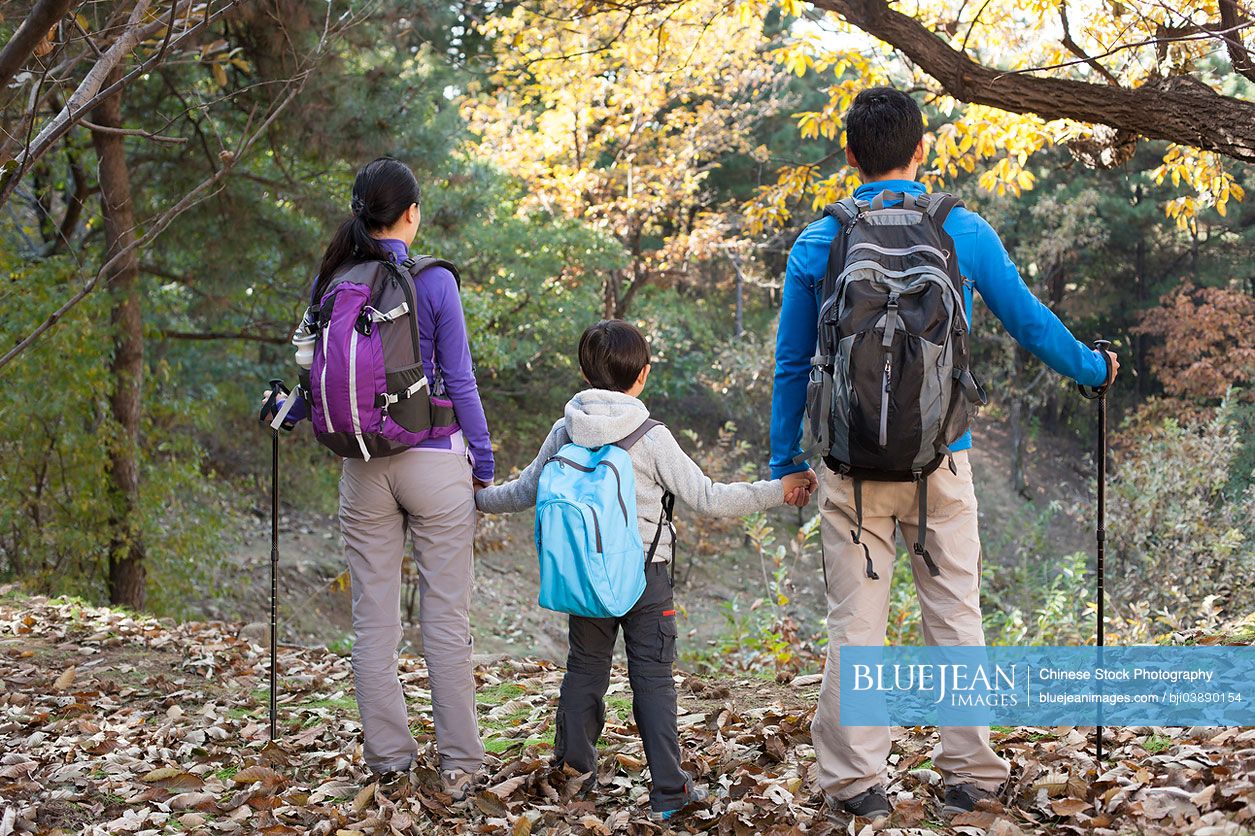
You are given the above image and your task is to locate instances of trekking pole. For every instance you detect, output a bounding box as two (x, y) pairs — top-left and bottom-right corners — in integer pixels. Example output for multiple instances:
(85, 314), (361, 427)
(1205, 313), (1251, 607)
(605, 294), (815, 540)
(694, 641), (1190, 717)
(1078, 340), (1113, 763)
(258, 378), (289, 742)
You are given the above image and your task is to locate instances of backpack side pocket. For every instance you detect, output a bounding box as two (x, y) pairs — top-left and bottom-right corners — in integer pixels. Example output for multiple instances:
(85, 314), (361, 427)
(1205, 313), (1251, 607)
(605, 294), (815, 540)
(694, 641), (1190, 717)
(803, 364), (834, 459)
(383, 362), (432, 434)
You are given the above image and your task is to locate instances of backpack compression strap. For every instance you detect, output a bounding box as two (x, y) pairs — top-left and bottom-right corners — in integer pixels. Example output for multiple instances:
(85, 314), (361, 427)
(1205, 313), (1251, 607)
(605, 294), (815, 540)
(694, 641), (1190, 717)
(852, 476), (942, 580)
(615, 419), (677, 568)
(913, 478), (941, 577)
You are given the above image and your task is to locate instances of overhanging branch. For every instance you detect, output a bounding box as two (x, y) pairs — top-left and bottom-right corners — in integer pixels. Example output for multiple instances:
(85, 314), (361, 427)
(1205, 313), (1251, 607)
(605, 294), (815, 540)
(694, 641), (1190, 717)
(810, 0), (1255, 163)
(0, 0), (76, 89)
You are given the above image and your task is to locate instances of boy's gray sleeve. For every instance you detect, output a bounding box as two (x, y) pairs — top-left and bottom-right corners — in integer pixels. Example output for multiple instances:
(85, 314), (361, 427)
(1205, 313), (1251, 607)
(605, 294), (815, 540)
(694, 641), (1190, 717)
(646, 428), (785, 517)
(474, 420), (566, 514)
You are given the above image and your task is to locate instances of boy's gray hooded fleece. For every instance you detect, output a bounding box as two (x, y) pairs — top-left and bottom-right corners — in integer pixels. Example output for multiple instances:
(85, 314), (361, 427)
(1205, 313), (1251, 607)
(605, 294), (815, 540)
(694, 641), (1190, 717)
(475, 389), (784, 559)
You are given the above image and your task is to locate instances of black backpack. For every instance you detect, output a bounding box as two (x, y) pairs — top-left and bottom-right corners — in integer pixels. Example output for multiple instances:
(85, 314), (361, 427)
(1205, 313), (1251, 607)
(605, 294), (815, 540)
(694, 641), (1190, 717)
(801, 189), (986, 579)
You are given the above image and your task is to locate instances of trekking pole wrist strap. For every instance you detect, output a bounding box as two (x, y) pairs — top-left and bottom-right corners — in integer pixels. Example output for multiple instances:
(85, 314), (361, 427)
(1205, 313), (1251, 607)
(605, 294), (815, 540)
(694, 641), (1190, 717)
(1078, 339), (1113, 400)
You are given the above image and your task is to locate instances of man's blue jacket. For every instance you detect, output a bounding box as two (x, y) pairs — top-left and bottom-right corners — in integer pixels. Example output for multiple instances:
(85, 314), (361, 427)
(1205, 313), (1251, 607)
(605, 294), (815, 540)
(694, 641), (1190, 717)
(770, 178), (1109, 479)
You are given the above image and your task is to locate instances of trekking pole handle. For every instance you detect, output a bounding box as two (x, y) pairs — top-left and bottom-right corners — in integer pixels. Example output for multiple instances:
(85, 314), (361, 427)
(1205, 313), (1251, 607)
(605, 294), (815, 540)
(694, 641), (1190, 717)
(1078, 339), (1114, 400)
(258, 378), (290, 424)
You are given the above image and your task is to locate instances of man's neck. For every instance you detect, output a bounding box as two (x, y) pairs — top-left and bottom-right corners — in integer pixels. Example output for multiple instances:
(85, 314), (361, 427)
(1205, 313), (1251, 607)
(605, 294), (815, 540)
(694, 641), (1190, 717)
(863, 168), (918, 183)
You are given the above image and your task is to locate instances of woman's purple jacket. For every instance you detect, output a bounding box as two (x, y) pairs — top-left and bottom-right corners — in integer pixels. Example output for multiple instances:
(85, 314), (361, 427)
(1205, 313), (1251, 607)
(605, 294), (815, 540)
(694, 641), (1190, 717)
(291, 239), (494, 482)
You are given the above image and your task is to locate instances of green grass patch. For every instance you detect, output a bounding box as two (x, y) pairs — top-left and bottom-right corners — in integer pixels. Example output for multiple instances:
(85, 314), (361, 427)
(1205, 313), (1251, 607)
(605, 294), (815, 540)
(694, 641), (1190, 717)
(1144, 734), (1173, 753)
(297, 695), (358, 712)
(326, 635), (354, 657)
(481, 704), (533, 732)
(0, 585), (27, 603)
(915, 758), (933, 770)
(484, 733), (554, 754)
(214, 766), (239, 781)
(477, 682), (526, 706)
(605, 695), (633, 722)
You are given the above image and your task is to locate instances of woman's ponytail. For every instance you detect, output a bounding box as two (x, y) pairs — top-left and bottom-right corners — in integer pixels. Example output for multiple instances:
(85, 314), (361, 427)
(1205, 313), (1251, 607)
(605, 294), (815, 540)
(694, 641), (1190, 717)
(313, 157), (422, 300)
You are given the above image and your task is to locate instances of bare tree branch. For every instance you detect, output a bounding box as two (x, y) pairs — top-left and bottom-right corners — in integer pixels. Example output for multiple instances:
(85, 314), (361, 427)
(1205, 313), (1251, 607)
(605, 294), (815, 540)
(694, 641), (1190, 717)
(0, 0), (77, 89)
(1219, 0), (1255, 83)
(1058, 0), (1120, 86)
(0, 0), (247, 208)
(159, 329), (288, 344)
(810, 0), (1255, 163)
(81, 119), (187, 144)
(0, 67), (315, 373)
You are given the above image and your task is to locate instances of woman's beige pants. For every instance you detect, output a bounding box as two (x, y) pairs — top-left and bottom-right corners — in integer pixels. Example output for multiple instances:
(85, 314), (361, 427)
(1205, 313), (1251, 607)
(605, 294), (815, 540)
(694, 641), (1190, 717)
(339, 448), (483, 774)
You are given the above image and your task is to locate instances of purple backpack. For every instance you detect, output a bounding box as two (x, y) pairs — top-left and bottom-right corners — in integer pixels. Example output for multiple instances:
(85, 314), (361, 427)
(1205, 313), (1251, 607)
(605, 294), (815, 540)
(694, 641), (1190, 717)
(300, 256), (460, 460)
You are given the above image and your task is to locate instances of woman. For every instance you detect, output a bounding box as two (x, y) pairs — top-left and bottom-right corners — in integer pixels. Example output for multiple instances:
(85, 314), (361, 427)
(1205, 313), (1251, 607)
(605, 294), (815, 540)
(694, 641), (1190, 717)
(272, 157), (491, 797)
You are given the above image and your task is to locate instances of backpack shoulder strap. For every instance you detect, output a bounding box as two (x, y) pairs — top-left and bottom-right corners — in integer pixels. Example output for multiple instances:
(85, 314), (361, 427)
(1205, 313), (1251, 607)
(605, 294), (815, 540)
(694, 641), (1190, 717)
(615, 418), (663, 451)
(408, 255), (461, 288)
(924, 192), (964, 228)
(823, 197), (862, 225)
(612, 417), (675, 564)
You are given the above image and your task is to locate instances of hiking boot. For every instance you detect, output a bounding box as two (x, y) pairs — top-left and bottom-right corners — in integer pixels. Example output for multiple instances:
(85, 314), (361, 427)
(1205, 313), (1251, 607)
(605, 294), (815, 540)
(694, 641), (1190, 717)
(942, 783), (998, 817)
(831, 785), (892, 818)
(440, 768), (480, 802)
(648, 782), (709, 822)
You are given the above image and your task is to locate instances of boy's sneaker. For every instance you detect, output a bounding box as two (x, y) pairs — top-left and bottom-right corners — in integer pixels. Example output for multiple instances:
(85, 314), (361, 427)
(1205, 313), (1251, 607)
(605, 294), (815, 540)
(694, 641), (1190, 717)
(831, 785), (892, 818)
(441, 768), (481, 802)
(942, 783), (998, 817)
(649, 783), (708, 822)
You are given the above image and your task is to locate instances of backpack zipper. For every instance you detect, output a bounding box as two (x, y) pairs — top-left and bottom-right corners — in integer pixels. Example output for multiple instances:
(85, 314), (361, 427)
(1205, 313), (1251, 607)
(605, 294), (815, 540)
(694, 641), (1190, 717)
(880, 353), (892, 448)
(589, 506), (603, 553)
(546, 455), (631, 525)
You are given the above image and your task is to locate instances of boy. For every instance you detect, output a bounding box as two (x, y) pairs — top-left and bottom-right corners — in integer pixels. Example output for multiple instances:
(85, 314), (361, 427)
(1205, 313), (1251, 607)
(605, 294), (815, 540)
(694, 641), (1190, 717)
(770, 87), (1118, 819)
(476, 320), (807, 820)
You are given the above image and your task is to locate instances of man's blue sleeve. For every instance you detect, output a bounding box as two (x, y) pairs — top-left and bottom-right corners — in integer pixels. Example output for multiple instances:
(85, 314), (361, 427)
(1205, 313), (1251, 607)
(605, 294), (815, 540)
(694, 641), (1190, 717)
(968, 218), (1108, 387)
(770, 242), (820, 478)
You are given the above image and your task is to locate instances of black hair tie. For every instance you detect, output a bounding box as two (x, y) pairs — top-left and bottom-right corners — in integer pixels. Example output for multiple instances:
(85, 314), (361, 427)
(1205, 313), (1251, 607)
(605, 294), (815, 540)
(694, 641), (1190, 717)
(350, 195), (365, 217)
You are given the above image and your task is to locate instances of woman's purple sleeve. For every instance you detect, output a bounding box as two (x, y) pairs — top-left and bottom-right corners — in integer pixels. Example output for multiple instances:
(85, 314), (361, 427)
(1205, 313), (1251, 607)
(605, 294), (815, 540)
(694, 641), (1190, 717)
(430, 268), (495, 482)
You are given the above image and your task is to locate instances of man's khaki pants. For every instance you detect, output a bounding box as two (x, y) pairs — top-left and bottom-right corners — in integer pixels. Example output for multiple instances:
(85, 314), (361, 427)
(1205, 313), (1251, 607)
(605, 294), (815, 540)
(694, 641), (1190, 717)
(339, 448), (484, 775)
(812, 451), (1009, 799)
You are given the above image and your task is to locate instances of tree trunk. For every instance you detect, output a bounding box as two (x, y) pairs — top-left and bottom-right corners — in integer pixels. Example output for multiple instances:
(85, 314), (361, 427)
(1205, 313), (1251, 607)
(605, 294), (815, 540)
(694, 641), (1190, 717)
(603, 269), (621, 320)
(92, 69), (146, 610)
(1133, 184), (1150, 398)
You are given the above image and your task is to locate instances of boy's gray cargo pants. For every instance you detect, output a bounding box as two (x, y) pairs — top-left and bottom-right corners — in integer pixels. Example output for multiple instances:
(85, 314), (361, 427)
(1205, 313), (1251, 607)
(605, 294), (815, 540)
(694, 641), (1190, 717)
(556, 562), (688, 812)
(339, 448), (484, 775)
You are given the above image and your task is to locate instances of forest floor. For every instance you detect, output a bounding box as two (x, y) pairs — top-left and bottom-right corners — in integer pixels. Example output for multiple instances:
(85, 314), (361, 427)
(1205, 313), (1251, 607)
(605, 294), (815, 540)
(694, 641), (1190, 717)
(2, 591), (1254, 835)
(202, 416), (1097, 665)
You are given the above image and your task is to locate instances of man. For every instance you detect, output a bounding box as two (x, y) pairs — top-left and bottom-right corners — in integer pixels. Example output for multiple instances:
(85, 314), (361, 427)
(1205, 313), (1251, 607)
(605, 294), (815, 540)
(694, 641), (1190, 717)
(770, 87), (1118, 819)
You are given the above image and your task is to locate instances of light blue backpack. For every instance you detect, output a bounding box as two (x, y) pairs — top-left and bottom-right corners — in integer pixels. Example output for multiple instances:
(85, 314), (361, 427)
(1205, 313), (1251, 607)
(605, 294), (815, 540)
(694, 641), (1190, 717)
(535, 419), (673, 618)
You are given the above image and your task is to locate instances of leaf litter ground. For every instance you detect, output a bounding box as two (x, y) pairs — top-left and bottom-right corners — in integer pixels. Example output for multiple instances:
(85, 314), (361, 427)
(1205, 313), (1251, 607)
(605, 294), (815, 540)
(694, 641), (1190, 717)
(1, 594), (1253, 835)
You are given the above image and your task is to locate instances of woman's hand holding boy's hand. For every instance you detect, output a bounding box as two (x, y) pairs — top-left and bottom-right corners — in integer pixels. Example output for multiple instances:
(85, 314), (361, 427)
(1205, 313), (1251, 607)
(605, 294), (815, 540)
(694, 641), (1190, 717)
(781, 469), (818, 507)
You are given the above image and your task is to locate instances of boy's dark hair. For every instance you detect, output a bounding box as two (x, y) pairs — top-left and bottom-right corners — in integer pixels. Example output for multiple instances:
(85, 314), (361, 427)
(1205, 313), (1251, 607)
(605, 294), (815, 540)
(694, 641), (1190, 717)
(578, 320), (651, 392)
(845, 87), (925, 179)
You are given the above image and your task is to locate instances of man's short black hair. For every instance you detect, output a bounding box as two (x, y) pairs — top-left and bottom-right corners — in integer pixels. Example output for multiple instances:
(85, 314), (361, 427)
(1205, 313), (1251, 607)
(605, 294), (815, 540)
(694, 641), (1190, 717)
(578, 320), (651, 392)
(845, 87), (925, 179)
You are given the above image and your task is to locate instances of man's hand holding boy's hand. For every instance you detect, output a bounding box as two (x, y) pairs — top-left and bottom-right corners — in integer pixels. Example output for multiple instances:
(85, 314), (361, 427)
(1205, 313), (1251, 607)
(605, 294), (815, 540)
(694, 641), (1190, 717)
(781, 469), (818, 507)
